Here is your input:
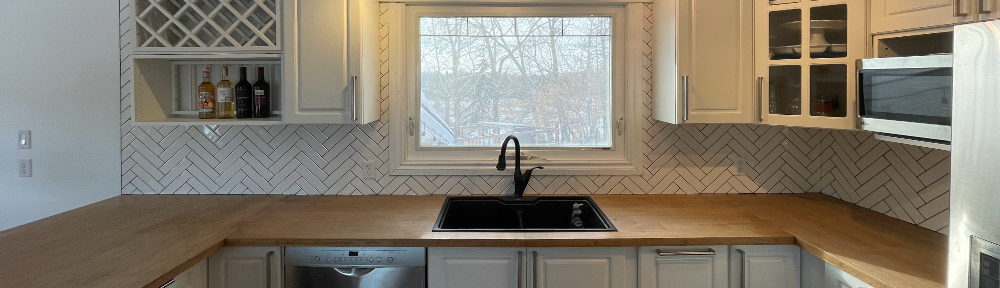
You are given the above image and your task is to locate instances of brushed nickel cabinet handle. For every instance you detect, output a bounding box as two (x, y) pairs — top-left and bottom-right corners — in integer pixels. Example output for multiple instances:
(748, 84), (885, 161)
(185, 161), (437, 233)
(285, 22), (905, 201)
(532, 251), (539, 288)
(682, 76), (690, 122)
(352, 76), (359, 122)
(265, 251), (275, 288)
(756, 77), (764, 124)
(737, 249), (747, 288)
(957, 0), (970, 16)
(518, 251), (524, 288)
(656, 248), (716, 256)
(159, 279), (175, 288)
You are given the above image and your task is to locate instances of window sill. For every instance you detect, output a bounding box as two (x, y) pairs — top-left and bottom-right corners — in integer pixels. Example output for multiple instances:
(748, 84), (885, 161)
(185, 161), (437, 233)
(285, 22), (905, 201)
(389, 159), (642, 176)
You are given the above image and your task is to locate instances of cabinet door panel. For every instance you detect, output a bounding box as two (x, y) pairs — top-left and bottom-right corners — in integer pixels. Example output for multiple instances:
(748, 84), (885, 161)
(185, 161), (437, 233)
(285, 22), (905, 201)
(871, 0), (975, 34)
(639, 246), (728, 288)
(732, 245), (800, 288)
(208, 247), (281, 288)
(428, 247), (522, 288)
(531, 247), (637, 288)
(677, 0), (754, 123)
(285, 0), (352, 124)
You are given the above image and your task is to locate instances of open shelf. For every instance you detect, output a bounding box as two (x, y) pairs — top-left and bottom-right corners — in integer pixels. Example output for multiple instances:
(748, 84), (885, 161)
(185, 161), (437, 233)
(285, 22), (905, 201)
(134, 0), (281, 52)
(132, 56), (283, 125)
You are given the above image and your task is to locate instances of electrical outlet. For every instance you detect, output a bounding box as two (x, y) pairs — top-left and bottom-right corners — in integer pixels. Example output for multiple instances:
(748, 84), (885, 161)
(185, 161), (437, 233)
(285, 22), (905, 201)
(734, 157), (747, 176)
(18, 159), (31, 177)
(362, 161), (375, 179)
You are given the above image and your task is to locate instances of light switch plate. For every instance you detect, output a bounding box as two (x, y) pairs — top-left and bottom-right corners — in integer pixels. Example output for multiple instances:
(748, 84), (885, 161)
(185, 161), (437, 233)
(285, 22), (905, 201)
(18, 130), (30, 149)
(19, 159), (31, 177)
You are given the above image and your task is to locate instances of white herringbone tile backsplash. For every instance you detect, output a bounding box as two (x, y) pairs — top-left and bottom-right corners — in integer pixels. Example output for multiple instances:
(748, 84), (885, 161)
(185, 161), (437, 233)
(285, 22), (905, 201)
(117, 3), (950, 234)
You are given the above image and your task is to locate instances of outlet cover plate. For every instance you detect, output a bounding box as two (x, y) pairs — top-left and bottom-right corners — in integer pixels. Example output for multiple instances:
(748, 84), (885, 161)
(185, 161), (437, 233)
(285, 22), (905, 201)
(362, 161), (375, 179)
(19, 159), (31, 177)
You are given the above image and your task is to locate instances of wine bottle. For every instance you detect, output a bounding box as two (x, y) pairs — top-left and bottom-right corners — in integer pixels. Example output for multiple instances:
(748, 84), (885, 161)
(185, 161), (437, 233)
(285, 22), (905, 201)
(197, 66), (216, 119)
(235, 67), (253, 119)
(252, 67), (271, 118)
(216, 66), (235, 119)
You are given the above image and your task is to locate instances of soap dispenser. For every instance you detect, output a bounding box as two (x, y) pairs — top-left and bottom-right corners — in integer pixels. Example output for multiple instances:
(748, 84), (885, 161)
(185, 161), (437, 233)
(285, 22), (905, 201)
(570, 203), (585, 228)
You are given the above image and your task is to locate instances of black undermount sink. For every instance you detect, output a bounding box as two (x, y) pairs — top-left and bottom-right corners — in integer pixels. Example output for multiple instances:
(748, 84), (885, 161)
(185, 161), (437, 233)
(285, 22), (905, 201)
(432, 196), (617, 232)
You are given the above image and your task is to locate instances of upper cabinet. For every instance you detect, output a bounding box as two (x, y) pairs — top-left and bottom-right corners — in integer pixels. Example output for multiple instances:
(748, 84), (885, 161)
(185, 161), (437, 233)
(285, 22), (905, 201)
(754, 0), (865, 130)
(870, 0), (975, 34)
(128, 0), (380, 125)
(653, 0), (755, 124)
(133, 0), (282, 53)
(282, 0), (381, 124)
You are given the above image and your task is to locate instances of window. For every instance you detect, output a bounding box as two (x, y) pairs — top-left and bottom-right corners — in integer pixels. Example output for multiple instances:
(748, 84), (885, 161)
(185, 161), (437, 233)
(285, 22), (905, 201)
(418, 16), (613, 148)
(390, 5), (644, 175)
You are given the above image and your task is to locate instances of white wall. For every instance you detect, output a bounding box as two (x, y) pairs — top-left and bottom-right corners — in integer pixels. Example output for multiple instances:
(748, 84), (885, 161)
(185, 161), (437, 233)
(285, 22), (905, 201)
(0, 0), (121, 230)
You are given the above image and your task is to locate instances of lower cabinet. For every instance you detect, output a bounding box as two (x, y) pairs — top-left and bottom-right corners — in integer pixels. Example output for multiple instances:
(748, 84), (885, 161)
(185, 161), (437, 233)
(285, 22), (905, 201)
(208, 246), (282, 288)
(731, 245), (801, 288)
(428, 247), (637, 288)
(428, 247), (524, 288)
(639, 246), (729, 288)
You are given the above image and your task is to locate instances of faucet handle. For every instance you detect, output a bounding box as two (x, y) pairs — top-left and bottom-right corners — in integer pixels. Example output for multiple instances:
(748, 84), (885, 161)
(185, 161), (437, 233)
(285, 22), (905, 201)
(523, 166), (544, 179)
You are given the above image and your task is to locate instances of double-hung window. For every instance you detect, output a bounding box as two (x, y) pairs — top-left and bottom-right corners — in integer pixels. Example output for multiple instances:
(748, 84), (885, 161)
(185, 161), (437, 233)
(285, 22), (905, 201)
(389, 5), (644, 175)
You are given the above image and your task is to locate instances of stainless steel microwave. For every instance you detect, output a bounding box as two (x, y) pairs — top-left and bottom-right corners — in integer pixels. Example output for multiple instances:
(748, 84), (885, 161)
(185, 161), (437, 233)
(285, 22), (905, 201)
(858, 55), (952, 150)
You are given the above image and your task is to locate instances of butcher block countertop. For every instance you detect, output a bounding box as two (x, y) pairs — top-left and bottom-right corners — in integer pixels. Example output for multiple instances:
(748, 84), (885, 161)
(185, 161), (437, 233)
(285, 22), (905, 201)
(0, 194), (946, 288)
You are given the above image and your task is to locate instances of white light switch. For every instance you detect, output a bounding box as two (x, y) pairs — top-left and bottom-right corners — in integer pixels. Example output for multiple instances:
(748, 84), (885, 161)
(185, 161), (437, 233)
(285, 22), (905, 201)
(18, 130), (30, 149)
(19, 159), (31, 177)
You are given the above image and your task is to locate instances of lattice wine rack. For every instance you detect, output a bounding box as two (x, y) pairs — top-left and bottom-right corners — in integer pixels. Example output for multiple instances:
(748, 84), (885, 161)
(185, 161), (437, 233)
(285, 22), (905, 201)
(135, 0), (281, 52)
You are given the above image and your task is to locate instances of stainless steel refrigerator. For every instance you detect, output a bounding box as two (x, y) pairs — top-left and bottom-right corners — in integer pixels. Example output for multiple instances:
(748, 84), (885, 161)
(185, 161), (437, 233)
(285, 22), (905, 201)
(951, 21), (1000, 288)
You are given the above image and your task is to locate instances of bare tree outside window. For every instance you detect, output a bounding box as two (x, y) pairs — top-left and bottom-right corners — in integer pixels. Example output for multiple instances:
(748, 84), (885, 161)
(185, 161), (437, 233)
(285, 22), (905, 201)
(418, 16), (613, 147)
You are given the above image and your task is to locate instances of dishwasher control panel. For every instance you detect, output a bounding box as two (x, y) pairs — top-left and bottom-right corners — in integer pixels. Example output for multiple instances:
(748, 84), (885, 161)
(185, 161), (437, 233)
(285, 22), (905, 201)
(285, 247), (426, 267)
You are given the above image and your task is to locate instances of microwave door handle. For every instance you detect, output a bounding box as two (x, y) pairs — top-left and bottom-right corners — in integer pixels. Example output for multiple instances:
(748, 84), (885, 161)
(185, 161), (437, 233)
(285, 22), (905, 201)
(856, 70), (866, 120)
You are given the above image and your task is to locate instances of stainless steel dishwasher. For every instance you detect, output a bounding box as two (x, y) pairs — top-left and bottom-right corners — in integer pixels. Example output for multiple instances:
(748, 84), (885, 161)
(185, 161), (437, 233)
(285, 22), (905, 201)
(284, 247), (425, 288)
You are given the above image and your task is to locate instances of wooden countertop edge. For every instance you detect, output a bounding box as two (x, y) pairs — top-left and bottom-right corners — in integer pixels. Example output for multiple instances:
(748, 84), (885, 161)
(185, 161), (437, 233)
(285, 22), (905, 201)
(796, 238), (898, 288)
(143, 240), (226, 288)
(223, 236), (797, 248)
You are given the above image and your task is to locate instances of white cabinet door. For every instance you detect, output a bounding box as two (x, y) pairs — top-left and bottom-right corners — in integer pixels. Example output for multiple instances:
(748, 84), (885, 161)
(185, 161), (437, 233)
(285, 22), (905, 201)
(208, 247), (281, 288)
(530, 247), (637, 288)
(428, 247), (524, 288)
(823, 263), (873, 288)
(165, 259), (207, 288)
(639, 246), (728, 288)
(283, 0), (379, 124)
(652, 0), (754, 124)
(731, 245), (800, 288)
(870, 0), (975, 34)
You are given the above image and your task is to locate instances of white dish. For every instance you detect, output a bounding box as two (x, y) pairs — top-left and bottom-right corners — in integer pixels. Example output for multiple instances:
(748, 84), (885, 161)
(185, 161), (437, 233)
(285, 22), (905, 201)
(778, 20), (847, 31)
(772, 45), (797, 55)
(791, 45), (829, 54)
(829, 44), (847, 53)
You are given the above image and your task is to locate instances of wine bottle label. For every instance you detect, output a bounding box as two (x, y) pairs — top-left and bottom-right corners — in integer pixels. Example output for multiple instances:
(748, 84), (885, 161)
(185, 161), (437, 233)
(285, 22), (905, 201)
(254, 90), (267, 104)
(217, 88), (234, 102)
(198, 92), (215, 113)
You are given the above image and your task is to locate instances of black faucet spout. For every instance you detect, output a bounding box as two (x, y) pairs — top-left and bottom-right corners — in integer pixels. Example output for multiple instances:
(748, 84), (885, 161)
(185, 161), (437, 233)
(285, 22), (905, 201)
(497, 135), (541, 199)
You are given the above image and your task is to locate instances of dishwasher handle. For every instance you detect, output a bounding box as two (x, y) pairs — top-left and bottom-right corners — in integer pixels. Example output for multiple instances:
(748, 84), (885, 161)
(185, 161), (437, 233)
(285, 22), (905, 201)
(331, 267), (377, 277)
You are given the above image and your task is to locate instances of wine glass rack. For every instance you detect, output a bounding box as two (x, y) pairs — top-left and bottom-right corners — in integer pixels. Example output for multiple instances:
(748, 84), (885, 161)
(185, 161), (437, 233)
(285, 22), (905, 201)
(134, 0), (281, 52)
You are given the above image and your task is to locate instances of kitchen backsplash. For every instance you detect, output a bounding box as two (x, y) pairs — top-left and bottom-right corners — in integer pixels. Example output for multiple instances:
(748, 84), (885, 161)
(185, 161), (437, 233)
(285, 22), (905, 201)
(118, 4), (950, 234)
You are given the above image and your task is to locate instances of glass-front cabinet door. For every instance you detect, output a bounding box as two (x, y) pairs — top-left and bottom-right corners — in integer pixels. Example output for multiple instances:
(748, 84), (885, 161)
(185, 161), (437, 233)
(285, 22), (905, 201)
(754, 0), (864, 130)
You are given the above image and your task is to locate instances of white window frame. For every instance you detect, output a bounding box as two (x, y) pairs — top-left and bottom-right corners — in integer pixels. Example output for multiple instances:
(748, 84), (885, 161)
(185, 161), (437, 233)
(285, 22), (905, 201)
(388, 3), (647, 176)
